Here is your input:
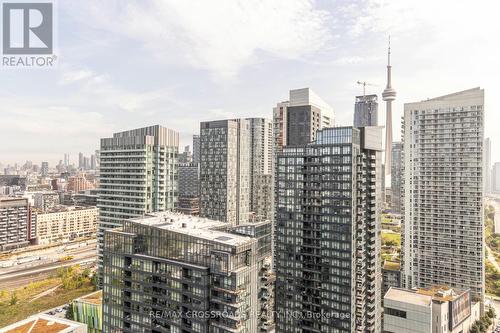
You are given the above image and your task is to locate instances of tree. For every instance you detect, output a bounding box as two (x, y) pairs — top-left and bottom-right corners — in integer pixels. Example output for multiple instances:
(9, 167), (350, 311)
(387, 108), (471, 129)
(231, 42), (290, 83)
(469, 324), (480, 333)
(487, 306), (496, 319)
(9, 292), (17, 306)
(65, 303), (74, 320)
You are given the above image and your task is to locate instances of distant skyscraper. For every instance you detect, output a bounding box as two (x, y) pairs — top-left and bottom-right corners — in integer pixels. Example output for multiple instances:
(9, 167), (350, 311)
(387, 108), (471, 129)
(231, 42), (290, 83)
(485, 138), (491, 193)
(391, 142), (402, 213)
(247, 118), (274, 220)
(354, 94), (378, 127)
(97, 125), (178, 277)
(273, 100), (290, 154)
(90, 154), (97, 170)
(177, 162), (200, 215)
(493, 162), (500, 193)
(41, 161), (49, 177)
(192, 134), (200, 164)
(199, 119), (250, 225)
(64, 153), (69, 166)
(178, 145), (193, 163)
(78, 152), (84, 169)
(382, 37), (396, 177)
(401, 88), (485, 301)
(286, 88), (334, 146)
(275, 126), (383, 332)
(273, 88), (334, 155)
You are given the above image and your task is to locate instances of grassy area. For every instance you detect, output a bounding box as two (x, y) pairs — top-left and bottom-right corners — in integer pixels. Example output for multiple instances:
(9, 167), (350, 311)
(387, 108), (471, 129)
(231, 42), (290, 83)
(486, 261), (500, 298)
(0, 265), (96, 328)
(381, 231), (401, 247)
(485, 204), (500, 297)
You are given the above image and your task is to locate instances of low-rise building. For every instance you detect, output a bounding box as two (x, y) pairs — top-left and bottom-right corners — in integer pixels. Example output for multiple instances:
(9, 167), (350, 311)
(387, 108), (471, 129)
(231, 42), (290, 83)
(34, 206), (98, 245)
(383, 286), (480, 333)
(72, 290), (102, 333)
(0, 314), (87, 333)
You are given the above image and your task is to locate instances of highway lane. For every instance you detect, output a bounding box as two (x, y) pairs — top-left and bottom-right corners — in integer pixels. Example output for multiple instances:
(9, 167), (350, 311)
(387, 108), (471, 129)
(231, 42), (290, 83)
(0, 255), (96, 290)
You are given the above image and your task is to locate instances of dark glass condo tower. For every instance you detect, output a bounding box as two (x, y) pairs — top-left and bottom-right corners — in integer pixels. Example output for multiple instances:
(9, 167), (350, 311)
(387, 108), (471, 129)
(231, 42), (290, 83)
(275, 126), (382, 333)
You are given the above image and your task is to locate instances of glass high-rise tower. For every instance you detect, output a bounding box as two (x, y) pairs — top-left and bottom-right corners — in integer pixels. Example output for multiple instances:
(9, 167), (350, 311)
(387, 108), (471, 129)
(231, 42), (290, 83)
(275, 126), (383, 332)
(97, 125), (179, 277)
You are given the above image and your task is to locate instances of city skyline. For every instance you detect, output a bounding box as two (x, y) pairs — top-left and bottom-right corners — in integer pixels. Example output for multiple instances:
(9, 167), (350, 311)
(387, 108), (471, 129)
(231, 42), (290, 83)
(1, 0), (499, 164)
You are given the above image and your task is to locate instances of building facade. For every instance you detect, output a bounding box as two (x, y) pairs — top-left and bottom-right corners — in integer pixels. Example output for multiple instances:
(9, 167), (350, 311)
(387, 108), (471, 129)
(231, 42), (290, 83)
(0, 197), (32, 251)
(401, 88), (485, 302)
(273, 88), (334, 153)
(391, 142), (402, 214)
(68, 174), (96, 193)
(192, 135), (201, 165)
(485, 138), (491, 193)
(41, 161), (49, 177)
(98, 125), (179, 274)
(72, 290), (103, 333)
(178, 163), (199, 198)
(247, 118), (274, 221)
(275, 126), (383, 332)
(34, 206), (98, 245)
(354, 94), (378, 127)
(383, 287), (480, 333)
(382, 261), (401, 297)
(493, 162), (500, 193)
(102, 212), (274, 333)
(199, 119), (250, 225)
(177, 162), (200, 215)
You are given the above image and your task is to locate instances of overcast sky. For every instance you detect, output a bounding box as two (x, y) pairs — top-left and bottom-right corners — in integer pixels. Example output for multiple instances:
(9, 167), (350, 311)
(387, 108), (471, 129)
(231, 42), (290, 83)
(1, 0), (499, 165)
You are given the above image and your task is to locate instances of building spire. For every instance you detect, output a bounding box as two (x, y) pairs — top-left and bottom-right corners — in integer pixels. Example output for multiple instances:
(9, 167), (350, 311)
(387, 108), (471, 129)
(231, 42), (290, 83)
(388, 35), (391, 66)
(382, 34), (396, 178)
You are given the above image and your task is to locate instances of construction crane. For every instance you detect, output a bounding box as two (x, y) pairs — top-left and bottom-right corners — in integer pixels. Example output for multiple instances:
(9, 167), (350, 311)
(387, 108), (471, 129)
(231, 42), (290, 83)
(357, 81), (378, 96)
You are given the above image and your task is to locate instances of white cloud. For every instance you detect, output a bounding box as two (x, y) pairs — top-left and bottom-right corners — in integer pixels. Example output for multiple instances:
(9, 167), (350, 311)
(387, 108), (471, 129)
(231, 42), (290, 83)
(68, 0), (331, 78)
(59, 69), (95, 84)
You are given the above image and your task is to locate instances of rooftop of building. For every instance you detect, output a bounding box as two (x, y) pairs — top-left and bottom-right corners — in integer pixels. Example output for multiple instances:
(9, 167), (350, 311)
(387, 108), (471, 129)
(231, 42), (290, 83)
(33, 205), (97, 214)
(128, 212), (256, 247)
(2, 314), (85, 333)
(385, 286), (468, 305)
(384, 287), (432, 307)
(0, 196), (28, 203)
(415, 285), (466, 302)
(74, 290), (102, 305)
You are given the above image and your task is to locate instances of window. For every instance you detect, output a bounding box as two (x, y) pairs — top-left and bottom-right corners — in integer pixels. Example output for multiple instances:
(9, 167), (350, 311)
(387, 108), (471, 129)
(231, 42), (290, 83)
(385, 307), (407, 318)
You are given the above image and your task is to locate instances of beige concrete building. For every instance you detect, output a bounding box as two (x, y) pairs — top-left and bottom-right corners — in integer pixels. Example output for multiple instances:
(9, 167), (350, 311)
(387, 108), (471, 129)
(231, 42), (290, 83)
(384, 286), (480, 333)
(34, 206), (98, 245)
(401, 88), (485, 301)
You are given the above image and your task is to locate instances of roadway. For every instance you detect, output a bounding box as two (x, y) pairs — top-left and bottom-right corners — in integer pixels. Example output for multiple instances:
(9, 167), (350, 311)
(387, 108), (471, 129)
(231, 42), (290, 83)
(0, 244), (97, 289)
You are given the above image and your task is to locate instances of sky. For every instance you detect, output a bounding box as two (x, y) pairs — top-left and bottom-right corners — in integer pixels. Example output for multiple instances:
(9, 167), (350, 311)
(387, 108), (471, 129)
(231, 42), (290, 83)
(1, 0), (499, 165)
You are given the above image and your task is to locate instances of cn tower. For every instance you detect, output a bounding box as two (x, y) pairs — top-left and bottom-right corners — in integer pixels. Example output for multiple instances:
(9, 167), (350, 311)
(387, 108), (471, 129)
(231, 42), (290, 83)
(382, 36), (396, 176)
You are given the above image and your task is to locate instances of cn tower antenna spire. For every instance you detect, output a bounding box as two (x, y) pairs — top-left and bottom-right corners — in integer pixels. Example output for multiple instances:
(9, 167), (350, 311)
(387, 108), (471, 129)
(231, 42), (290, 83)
(388, 35), (391, 65)
(382, 35), (396, 178)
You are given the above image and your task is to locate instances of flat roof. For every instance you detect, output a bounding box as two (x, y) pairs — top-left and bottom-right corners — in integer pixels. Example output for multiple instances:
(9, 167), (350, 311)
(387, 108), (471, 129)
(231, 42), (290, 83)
(1, 314), (84, 333)
(385, 286), (467, 305)
(75, 290), (102, 305)
(129, 212), (255, 247)
(384, 288), (432, 307)
(416, 286), (464, 302)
